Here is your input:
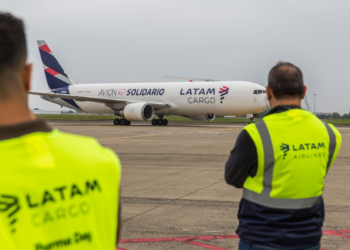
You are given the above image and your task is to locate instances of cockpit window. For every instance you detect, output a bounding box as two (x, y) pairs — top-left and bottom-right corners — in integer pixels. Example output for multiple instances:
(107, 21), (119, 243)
(253, 90), (266, 94)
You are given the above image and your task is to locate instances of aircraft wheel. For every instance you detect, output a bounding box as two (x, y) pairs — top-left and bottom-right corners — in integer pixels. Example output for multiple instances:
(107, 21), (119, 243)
(119, 119), (126, 126)
(152, 119), (157, 126)
(156, 119), (163, 126)
(126, 120), (131, 126)
(113, 119), (119, 125)
(162, 119), (168, 126)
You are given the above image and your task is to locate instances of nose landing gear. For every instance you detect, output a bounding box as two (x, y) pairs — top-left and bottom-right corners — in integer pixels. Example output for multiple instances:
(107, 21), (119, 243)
(113, 118), (131, 126)
(247, 114), (258, 124)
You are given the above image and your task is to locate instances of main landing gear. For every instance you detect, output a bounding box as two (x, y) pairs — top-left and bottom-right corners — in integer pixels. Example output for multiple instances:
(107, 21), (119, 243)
(152, 115), (168, 126)
(113, 118), (131, 126)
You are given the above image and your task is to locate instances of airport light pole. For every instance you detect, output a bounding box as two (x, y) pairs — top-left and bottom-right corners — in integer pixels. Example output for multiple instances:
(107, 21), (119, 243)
(313, 94), (317, 114)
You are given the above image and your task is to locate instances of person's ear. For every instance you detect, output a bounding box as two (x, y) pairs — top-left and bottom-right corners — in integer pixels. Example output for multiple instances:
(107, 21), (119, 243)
(23, 63), (32, 92)
(266, 86), (273, 101)
(301, 85), (307, 99)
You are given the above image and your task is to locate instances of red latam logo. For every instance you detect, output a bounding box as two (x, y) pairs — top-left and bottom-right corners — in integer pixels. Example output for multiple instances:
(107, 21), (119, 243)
(219, 86), (229, 103)
(118, 89), (126, 96)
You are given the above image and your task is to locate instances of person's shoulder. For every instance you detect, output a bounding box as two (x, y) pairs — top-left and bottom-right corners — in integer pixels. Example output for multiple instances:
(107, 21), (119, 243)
(304, 113), (342, 144)
(48, 130), (120, 166)
(49, 129), (101, 147)
(306, 112), (341, 134)
(243, 121), (259, 130)
(236, 128), (253, 145)
(325, 123), (342, 142)
(242, 120), (263, 134)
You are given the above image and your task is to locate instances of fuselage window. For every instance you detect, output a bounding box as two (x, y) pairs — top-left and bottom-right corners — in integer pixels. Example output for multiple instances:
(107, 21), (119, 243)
(253, 90), (266, 95)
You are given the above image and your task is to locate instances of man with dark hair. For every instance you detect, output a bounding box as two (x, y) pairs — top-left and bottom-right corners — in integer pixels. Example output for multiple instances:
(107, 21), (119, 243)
(268, 62), (304, 99)
(225, 62), (342, 250)
(0, 13), (32, 121)
(0, 12), (122, 250)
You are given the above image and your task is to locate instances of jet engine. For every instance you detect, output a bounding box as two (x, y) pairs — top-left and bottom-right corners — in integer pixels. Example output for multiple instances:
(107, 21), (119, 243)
(117, 103), (154, 121)
(188, 114), (216, 122)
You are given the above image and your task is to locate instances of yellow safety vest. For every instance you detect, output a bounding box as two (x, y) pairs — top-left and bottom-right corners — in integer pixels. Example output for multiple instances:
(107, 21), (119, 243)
(243, 109), (341, 209)
(0, 129), (121, 250)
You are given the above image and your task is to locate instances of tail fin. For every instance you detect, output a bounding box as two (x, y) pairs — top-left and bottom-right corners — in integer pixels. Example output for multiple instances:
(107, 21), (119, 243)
(37, 40), (74, 89)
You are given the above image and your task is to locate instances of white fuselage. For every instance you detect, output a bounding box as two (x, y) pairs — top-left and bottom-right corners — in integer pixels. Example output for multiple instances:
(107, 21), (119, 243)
(44, 81), (268, 117)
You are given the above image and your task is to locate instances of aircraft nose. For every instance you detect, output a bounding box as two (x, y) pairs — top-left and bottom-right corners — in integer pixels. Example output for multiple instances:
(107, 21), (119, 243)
(251, 86), (269, 112)
(263, 94), (270, 110)
(253, 93), (269, 112)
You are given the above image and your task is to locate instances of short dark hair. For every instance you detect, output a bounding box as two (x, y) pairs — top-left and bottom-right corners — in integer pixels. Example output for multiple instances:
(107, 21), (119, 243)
(268, 62), (304, 99)
(0, 12), (27, 75)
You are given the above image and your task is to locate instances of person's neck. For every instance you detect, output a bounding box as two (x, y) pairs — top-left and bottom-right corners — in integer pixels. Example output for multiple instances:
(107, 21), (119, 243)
(0, 98), (34, 126)
(269, 99), (302, 109)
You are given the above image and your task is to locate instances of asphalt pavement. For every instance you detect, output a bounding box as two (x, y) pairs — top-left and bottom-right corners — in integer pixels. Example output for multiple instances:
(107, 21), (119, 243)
(50, 121), (350, 250)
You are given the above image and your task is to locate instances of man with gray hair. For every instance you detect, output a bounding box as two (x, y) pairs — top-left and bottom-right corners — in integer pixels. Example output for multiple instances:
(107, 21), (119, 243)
(225, 62), (342, 250)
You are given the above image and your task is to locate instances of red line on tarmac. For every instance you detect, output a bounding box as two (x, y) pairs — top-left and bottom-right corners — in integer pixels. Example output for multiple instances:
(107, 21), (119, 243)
(119, 235), (233, 244)
(323, 230), (350, 239)
(187, 241), (229, 250)
(117, 229), (349, 250)
(119, 236), (195, 243)
(214, 235), (239, 240)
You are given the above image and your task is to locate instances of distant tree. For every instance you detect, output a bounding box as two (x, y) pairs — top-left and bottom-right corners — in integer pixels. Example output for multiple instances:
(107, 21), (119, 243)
(332, 112), (341, 119)
(316, 113), (332, 119)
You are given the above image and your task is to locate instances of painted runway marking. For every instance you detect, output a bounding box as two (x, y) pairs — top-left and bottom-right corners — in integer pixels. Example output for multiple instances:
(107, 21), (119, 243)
(117, 230), (350, 250)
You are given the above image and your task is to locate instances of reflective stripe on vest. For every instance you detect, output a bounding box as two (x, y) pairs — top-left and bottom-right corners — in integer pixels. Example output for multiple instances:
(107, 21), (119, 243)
(322, 121), (336, 172)
(243, 118), (338, 209)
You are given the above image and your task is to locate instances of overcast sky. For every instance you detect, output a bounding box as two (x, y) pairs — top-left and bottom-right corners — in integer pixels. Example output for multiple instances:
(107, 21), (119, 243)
(2, 0), (350, 113)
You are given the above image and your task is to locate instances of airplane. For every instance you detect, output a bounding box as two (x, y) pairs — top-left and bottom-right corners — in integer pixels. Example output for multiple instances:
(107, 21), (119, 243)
(30, 40), (269, 126)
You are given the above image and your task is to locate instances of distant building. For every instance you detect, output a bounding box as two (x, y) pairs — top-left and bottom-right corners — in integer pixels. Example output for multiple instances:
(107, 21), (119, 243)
(315, 112), (332, 116)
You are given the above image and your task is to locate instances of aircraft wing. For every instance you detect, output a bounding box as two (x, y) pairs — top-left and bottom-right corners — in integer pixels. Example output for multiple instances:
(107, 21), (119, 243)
(29, 91), (172, 110)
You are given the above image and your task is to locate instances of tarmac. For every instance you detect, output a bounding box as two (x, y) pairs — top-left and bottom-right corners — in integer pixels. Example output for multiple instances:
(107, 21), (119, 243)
(50, 121), (350, 250)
